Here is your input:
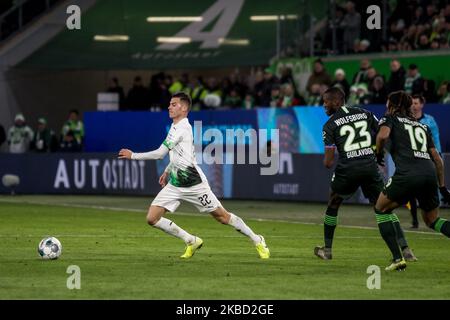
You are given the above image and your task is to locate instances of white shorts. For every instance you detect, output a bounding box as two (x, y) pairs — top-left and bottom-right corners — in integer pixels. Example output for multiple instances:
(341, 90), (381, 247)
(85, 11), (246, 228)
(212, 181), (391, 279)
(151, 182), (222, 213)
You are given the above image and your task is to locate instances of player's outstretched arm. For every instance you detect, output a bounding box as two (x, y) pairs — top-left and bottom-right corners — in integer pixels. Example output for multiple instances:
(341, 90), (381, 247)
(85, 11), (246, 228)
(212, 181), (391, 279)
(430, 148), (445, 187)
(118, 149), (132, 159)
(118, 144), (169, 160)
(323, 146), (335, 169)
(430, 147), (450, 204)
(375, 126), (391, 166)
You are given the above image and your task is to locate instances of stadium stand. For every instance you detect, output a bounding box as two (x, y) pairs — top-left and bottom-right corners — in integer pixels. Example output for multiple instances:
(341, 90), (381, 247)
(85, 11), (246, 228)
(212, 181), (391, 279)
(1, 0), (450, 304)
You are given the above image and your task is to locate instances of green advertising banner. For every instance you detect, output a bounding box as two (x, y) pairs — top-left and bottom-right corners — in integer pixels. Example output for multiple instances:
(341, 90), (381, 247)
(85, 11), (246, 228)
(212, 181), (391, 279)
(19, 0), (320, 70)
(272, 52), (450, 95)
(322, 53), (450, 90)
(324, 51), (450, 89)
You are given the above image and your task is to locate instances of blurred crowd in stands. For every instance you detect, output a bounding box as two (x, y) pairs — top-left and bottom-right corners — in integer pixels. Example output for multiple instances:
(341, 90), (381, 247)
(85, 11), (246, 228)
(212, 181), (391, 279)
(320, 1), (450, 55)
(3, 0), (450, 154)
(2, 55), (450, 153)
(106, 68), (305, 111)
(0, 110), (84, 154)
(383, 0), (450, 52)
(106, 57), (450, 112)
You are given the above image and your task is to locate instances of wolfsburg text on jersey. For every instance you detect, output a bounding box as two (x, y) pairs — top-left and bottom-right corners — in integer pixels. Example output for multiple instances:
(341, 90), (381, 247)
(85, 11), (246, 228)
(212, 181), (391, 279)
(396, 116), (428, 130)
(334, 113), (368, 126)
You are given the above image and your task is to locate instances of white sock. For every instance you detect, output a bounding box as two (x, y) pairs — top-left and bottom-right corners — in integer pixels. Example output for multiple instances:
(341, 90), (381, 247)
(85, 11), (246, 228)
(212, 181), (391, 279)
(228, 213), (261, 244)
(153, 217), (195, 244)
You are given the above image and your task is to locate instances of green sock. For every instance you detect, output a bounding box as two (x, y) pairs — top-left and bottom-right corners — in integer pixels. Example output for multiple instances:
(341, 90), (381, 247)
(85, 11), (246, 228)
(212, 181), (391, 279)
(430, 218), (450, 237)
(324, 207), (338, 248)
(391, 213), (409, 250)
(375, 209), (402, 260)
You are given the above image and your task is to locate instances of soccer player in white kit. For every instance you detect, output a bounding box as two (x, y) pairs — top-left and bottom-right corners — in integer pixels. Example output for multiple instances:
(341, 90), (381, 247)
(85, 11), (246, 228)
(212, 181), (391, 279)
(118, 92), (270, 259)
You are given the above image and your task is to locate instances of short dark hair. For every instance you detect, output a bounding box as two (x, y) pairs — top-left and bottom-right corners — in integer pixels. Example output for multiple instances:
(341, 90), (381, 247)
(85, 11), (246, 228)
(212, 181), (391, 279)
(409, 64), (418, 70)
(172, 92), (192, 111)
(69, 109), (79, 115)
(323, 87), (345, 104)
(412, 94), (425, 104)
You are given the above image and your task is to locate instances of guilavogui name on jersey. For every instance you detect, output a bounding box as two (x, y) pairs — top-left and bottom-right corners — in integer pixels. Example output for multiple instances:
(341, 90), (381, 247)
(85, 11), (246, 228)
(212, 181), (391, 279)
(346, 147), (374, 159)
(334, 113), (368, 126)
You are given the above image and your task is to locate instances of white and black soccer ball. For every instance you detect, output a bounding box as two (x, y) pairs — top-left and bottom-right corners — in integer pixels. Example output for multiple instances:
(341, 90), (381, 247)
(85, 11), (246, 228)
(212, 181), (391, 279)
(38, 237), (62, 260)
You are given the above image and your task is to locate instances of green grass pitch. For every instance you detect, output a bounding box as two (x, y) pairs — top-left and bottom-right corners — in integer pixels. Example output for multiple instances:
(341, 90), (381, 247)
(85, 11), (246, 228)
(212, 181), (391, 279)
(0, 195), (449, 299)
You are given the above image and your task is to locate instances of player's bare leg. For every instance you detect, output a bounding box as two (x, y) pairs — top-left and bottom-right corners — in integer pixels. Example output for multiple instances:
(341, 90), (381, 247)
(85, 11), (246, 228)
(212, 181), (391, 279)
(315, 191), (343, 260)
(375, 193), (406, 271)
(422, 208), (450, 237)
(147, 205), (201, 258)
(210, 206), (270, 259)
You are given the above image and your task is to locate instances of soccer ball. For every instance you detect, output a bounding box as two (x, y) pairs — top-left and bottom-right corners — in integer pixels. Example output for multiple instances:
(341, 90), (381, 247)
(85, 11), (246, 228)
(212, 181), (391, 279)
(38, 237), (62, 260)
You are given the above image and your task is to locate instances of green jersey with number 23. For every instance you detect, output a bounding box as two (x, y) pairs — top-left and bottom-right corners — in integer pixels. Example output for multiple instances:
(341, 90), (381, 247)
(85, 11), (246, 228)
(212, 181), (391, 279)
(322, 106), (379, 171)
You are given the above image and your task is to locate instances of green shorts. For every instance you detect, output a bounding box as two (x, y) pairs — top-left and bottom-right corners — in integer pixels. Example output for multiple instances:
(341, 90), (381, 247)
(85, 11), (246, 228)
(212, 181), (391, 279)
(383, 174), (439, 212)
(331, 166), (383, 204)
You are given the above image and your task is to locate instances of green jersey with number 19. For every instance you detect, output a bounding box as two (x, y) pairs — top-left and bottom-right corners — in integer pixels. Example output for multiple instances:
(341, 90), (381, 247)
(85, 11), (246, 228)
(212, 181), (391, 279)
(322, 106), (379, 171)
(162, 118), (206, 187)
(378, 114), (436, 176)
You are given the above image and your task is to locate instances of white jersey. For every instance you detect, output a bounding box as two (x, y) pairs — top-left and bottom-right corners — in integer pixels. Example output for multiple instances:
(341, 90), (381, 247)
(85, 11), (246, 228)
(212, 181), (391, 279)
(162, 118), (207, 187)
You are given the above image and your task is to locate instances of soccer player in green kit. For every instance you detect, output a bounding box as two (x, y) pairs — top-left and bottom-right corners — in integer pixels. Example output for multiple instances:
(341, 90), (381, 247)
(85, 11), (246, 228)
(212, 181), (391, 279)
(314, 87), (416, 261)
(375, 91), (450, 271)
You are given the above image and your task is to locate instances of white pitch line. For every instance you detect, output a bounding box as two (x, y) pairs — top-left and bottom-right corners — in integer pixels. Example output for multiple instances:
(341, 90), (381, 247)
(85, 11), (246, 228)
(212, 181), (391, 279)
(0, 234), (443, 240)
(0, 198), (441, 236)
